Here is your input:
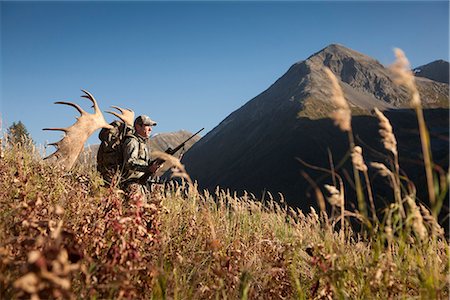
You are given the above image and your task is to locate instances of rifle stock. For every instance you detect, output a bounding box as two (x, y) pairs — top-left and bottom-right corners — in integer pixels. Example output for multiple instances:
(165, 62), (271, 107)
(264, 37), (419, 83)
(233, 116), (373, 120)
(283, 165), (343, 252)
(138, 128), (204, 184)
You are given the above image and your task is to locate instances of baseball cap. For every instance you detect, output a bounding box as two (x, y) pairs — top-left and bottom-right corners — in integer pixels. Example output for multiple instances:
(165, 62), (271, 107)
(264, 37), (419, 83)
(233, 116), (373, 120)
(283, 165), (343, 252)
(134, 115), (157, 126)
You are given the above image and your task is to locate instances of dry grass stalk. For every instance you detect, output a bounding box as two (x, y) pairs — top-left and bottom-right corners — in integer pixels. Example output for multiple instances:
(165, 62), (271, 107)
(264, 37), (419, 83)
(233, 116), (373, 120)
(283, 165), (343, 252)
(352, 146), (377, 222)
(152, 150), (193, 186)
(300, 170), (326, 214)
(324, 184), (342, 207)
(324, 67), (351, 132)
(324, 177), (345, 240)
(351, 146), (367, 172)
(390, 48), (421, 108)
(405, 196), (428, 241)
(370, 162), (393, 178)
(390, 48), (436, 210)
(373, 108), (404, 217)
(324, 67), (367, 219)
(419, 204), (444, 237)
(370, 161), (406, 217)
(384, 209), (394, 261)
(373, 108), (397, 156)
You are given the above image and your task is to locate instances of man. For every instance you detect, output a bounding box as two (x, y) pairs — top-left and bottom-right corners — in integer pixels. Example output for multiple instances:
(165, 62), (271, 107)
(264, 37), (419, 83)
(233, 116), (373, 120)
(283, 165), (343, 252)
(121, 115), (160, 202)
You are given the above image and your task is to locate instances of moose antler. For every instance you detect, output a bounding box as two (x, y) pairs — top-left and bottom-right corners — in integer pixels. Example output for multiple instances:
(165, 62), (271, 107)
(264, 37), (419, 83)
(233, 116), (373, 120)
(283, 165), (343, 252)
(43, 89), (113, 170)
(106, 106), (135, 126)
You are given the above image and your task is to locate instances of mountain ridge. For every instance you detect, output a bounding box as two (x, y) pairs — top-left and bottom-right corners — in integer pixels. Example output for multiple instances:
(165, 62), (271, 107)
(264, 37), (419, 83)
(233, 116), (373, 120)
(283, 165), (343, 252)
(182, 44), (449, 215)
(192, 44), (448, 151)
(413, 59), (449, 84)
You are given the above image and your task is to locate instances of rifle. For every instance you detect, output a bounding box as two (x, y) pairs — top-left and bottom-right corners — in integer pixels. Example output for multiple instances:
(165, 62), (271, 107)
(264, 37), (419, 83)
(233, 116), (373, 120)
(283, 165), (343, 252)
(138, 128), (204, 184)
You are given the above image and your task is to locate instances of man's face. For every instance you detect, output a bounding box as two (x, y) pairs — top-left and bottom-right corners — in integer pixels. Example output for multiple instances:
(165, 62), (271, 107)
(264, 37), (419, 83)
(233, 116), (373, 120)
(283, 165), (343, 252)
(136, 123), (152, 138)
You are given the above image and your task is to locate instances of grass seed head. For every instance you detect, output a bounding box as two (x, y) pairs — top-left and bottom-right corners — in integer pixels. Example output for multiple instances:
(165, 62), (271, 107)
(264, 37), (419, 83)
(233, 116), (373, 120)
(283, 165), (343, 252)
(374, 108), (398, 156)
(351, 146), (368, 172)
(152, 150), (193, 185)
(406, 196), (428, 241)
(370, 162), (392, 177)
(324, 67), (351, 132)
(419, 204), (444, 237)
(390, 48), (421, 108)
(324, 184), (343, 207)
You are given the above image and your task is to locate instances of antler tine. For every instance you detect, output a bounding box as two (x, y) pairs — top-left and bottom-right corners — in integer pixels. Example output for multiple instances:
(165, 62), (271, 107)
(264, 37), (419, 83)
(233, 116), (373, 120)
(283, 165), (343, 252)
(80, 89), (101, 112)
(54, 101), (86, 116)
(105, 110), (122, 119)
(106, 105), (135, 126)
(43, 142), (61, 160)
(43, 89), (113, 170)
(110, 105), (124, 113)
(110, 105), (134, 113)
(43, 127), (68, 132)
(80, 89), (95, 100)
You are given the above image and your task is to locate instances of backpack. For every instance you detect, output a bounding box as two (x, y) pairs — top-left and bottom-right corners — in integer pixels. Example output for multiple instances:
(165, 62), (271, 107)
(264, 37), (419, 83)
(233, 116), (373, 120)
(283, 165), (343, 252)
(97, 120), (133, 183)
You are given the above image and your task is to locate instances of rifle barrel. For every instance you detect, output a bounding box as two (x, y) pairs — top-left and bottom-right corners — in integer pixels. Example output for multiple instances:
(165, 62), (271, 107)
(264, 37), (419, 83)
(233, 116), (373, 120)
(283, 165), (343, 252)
(167, 128), (204, 155)
(176, 128), (204, 146)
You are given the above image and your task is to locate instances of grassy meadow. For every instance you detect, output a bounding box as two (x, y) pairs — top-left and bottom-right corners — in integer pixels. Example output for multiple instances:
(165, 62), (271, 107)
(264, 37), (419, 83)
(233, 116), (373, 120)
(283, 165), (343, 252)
(1, 50), (449, 299)
(1, 141), (448, 300)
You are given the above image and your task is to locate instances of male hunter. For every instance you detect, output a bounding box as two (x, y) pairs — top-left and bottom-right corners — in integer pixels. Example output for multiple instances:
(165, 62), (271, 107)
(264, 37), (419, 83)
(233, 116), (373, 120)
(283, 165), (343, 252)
(121, 115), (161, 201)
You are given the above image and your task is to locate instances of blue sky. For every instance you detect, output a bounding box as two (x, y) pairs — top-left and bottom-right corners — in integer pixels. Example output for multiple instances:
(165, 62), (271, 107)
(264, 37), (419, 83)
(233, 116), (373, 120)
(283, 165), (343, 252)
(1, 1), (449, 148)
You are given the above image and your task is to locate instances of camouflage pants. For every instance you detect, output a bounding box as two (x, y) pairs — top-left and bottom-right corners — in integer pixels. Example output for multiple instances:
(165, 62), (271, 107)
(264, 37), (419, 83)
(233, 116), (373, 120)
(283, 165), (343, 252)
(123, 182), (162, 233)
(124, 182), (150, 205)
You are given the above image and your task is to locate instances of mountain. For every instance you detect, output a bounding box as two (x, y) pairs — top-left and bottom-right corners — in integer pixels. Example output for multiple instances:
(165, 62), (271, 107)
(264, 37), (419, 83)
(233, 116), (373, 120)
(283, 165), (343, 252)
(181, 44), (449, 215)
(413, 60), (449, 84)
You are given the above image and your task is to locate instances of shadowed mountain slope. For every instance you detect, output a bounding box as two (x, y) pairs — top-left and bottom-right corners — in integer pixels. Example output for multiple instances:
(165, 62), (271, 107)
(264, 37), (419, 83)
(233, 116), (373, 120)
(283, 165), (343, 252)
(182, 44), (449, 217)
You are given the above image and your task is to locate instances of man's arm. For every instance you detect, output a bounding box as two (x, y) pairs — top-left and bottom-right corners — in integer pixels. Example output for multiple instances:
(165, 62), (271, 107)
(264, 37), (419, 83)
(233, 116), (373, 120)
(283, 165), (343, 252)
(122, 138), (149, 173)
(148, 161), (160, 174)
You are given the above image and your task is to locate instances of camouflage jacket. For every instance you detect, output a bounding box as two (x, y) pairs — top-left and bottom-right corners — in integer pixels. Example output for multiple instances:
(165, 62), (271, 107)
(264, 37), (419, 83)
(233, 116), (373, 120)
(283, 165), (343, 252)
(121, 132), (151, 182)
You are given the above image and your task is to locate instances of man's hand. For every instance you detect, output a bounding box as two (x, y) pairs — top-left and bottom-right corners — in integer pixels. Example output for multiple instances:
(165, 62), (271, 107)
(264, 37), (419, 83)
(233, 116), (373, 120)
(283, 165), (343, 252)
(148, 161), (163, 174)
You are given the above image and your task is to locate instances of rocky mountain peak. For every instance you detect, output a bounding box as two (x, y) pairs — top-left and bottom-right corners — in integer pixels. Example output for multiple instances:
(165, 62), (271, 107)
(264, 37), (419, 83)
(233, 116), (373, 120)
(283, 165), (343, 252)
(298, 44), (447, 110)
(295, 44), (399, 111)
(309, 44), (378, 64)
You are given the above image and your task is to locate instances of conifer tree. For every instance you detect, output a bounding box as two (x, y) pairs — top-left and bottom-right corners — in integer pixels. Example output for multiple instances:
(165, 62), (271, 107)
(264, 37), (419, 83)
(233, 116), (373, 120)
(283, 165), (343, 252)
(7, 121), (34, 145)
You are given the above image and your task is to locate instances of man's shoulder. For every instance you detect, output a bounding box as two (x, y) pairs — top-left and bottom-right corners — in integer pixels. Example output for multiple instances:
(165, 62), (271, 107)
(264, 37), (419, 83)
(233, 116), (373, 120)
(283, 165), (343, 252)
(124, 133), (138, 144)
(124, 132), (147, 146)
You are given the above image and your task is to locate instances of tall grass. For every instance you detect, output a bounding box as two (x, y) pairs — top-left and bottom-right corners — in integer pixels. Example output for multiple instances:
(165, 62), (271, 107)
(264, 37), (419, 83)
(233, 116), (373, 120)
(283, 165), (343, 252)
(1, 49), (449, 299)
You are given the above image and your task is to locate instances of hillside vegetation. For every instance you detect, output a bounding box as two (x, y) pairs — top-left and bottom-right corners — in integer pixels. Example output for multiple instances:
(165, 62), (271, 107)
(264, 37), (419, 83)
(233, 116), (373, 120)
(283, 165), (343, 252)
(1, 142), (448, 299)
(1, 49), (449, 299)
